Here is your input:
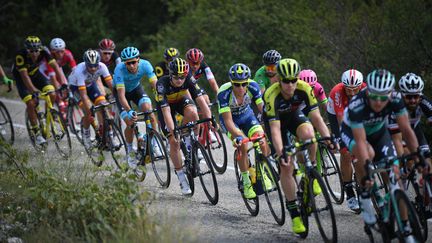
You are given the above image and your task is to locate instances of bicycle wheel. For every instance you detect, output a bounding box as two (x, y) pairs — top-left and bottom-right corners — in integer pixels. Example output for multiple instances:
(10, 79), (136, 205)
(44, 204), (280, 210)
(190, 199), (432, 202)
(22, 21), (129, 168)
(194, 141), (219, 205)
(81, 123), (104, 166)
(206, 128), (228, 174)
(308, 169), (337, 243)
(107, 121), (127, 170)
(404, 178), (428, 240)
(50, 110), (72, 158)
(234, 149), (259, 216)
(393, 189), (424, 243)
(149, 128), (171, 188)
(25, 110), (46, 151)
(319, 144), (344, 204)
(258, 157), (285, 225)
(0, 101), (14, 145)
(67, 102), (84, 142)
(297, 176), (310, 239)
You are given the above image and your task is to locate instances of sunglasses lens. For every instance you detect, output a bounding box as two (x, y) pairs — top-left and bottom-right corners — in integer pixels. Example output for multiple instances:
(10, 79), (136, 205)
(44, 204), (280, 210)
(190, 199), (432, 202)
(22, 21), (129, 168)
(405, 94), (420, 100)
(173, 75), (186, 80)
(369, 93), (389, 101)
(126, 61), (137, 65)
(282, 78), (297, 84)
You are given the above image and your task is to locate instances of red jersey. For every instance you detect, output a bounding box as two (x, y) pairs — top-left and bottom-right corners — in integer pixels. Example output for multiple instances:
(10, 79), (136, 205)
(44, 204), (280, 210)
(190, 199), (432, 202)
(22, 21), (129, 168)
(327, 82), (367, 118)
(55, 49), (76, 68)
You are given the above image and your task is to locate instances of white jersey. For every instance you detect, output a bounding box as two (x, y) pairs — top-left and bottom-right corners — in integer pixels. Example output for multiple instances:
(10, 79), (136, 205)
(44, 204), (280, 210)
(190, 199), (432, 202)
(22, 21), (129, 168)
(68, 62), (111, 87)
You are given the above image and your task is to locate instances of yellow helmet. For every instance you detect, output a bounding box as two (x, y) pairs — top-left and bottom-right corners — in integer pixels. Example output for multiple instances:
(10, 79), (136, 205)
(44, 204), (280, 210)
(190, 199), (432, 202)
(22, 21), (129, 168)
(169, 58), (189, 76)
(277, 58), (300, 79)
(24, 36), (42, 50)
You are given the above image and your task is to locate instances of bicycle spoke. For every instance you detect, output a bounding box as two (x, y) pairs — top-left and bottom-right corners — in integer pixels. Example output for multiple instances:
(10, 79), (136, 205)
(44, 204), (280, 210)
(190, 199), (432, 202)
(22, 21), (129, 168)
(195, 142), (218, 205)
(149, 129), (171, 188)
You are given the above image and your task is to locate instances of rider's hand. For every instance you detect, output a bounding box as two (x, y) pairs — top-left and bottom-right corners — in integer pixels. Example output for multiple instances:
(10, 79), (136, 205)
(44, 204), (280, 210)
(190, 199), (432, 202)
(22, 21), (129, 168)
(3, 76), (13, 85)
(127, 109), (137, 122)
(234, 136), (243, 148)
(32, 91), (40, 99)
(279, 155), (291, 167)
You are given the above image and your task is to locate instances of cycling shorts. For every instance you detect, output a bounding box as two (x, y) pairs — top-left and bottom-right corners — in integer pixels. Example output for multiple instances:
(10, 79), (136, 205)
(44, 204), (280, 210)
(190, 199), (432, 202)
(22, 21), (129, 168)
(220, 110), (263, 140)
(70, 82), (106, 106)
(113, 85), (151, 119)
(14, 70), (55, 103)
(157, 97), (196, 136)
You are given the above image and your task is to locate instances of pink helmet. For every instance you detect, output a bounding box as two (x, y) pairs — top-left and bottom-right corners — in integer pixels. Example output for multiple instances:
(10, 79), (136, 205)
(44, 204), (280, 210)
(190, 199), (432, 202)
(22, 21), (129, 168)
(299, 69), (318, 86)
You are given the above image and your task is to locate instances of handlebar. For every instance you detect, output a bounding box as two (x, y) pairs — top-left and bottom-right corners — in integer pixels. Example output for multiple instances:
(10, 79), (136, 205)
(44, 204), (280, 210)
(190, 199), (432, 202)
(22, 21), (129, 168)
(175, 117), (214, 131)
(240, 133), (265, 145)
(284, 136), (333, 156)
(365, 151), (425, 179)
(91, 99), (117, 113)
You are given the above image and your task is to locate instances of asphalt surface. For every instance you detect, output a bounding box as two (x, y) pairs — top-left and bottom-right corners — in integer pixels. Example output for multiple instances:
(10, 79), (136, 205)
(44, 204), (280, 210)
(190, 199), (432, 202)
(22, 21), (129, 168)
(1, 96), (431, 243)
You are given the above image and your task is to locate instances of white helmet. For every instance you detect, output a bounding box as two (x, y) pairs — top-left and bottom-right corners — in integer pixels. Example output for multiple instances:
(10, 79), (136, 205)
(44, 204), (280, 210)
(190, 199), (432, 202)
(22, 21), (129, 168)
(83, 49), (100, 67)
(50, 38), (66, 51)
(366, 69), (395, 94)
(341, 69), (363, 87)
(398, 73), (424, 94)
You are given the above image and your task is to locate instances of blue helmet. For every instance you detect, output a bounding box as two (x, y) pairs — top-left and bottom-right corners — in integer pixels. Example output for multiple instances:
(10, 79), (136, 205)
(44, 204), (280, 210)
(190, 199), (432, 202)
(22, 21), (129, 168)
(228, 63), (251, 81)
(121, 46), (140, 61)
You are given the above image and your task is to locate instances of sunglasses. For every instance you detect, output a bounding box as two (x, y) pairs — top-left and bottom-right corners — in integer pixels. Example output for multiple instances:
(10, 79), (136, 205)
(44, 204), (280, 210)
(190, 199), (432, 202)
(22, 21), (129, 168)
(345, 86), (360, 92)
(233, 82), (248, 87)
(86, 64), (98, 69)
(28, 49), (40, 53)
(368, 93), (390, 101)
(265, 65), (277, 72)
(404, 94), (420, 100)
(172, 75), (186, 80)
(281, 78), (297, 84)
(125, 60), (138, 66)
(102, 52), (113, 55)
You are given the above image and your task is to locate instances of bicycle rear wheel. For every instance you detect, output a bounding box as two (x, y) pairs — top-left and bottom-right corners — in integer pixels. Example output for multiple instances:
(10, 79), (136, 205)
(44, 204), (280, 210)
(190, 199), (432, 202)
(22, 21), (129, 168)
(259, 158), (285, 225)
(393, 189), (423, 243)
(149, 128), (171, 188)
(194, 141), (218, 205)
(309, 169), (337, 243)
(234, 149), (259, 216)
(297, 177), (310, 239)
(108, 121), (127, 170)
(0, 101), (14, 145)
(319, 144), (344, 204)
(206, 128), (228, 174)
(404, 178), (428, 240)
(81, 123), (104, 166)
(67, 102), (84, 142)
(25, 110), (46, 151)
(50, 110), (72, 158)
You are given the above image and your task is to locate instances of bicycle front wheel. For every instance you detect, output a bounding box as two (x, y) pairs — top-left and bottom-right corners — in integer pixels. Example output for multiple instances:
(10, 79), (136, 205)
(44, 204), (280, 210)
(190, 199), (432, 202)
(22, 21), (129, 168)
(309, 169), (337, 243)
(149, 128), (171, 188)
(207, 128), (228, 174)
(319, 144), (344, 204)
(393, 189), (424, 243)
(259, 157), (285, 225)
(108, 121), (127, 170)
(67, 102), (84, 142)
(234, 148), (259, 216)
(0, 101), (14, 145)
(50, 110), (72, 158)
(194, 141), (219, 205)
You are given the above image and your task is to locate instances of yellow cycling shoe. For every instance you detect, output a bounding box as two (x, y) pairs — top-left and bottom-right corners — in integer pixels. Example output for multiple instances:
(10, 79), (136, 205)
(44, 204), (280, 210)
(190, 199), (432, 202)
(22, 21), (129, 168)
(243, 183), (257, 199)
(292, 216), (306, 234)
(313, 179), (322, 195)
(262, 173), (274, 191)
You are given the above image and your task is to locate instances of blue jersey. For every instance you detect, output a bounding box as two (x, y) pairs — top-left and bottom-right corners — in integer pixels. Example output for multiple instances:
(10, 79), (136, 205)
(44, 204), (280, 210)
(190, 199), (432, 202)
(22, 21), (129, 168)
(114, 59), (156, 92)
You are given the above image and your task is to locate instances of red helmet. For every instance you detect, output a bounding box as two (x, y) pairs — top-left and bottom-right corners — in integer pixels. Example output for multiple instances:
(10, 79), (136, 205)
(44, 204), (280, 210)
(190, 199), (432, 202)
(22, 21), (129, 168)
(98, 38), (116, 50)
(186, 48), (204, 64)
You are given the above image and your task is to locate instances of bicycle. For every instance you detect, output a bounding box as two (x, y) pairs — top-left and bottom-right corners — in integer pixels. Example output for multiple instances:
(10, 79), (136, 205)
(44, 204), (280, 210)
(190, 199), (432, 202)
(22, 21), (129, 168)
(363, 153), (424, 243)
(0, 83), (14, 145)
(130, 109), (170, 187)
(82, 100), (127, 168)
(285, 136), (338, 243)
(25, 90), (72, 158)
(66, 87), (85, 142)
(233, 133), (285, 225)
(175, 117), (219, 205)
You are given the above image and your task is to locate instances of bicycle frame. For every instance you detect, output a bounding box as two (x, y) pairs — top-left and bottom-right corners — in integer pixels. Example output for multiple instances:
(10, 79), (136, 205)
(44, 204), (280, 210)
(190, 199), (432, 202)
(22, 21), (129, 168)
(37, 91), (62, 139)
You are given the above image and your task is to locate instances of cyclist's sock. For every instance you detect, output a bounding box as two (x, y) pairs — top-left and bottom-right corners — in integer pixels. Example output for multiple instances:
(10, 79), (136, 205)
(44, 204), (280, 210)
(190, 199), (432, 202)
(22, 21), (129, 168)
(241, 171), (251, 185)
(83, 127), (90, 136)
(286, 199), (300, 218)
(176, 169), (186, 181)
(344, 181), (356, 199)
(184, 135), (192, 151)
(126, 143), (133, 153)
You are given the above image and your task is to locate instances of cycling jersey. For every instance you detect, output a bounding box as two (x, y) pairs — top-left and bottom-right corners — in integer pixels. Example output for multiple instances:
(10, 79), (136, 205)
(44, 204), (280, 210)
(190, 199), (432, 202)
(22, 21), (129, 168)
(68, 62), (112, 88)
(254, 66), (272, 90)
(40, 49), (77, 79)
(264, 80), (318, 122)
(98, 50), (121, 73)
(155, 73), (203, 108)
(191, 61), (215, 81)
(388, 95), (432, 130)
(310, 82), (328, 104)
(12, 47), (55, 76)
(327, 82), (367, 117)
(113, 59), (156, 92)
(154, 61), (169, 79)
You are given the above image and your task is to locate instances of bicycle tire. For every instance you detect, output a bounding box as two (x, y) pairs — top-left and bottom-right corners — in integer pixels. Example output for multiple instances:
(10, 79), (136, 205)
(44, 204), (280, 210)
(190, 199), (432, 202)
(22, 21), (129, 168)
(194, 141), (219, 205)
(108, 120), (127, 170)
(0, 101), (14, 145)
(80, 122), (104, 166)
(233, 149), (259, 216)
(50, 110), (72, 158)
(25, 110), (46, 151)
(297, 176), (310, 239)
(309, 169), (337, 243)
(319, 144), (344, 204)
(67, 102), (84, 142)
(259, 157), (285, 225)
(405, 178), (429, 240)
(181, 142), (195, 197)
(149, 128), (171, 188)
(393, 189), (424, 243)
(207, 128), (228, 174)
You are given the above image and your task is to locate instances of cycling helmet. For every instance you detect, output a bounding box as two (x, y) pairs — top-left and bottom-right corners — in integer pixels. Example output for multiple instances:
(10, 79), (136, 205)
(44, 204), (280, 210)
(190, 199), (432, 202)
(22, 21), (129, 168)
(366, 69), (395, 94)
(341, 69), (363, 88)
(277, 58), (300, 79)
(120, 47), (140, 61)
(83, 49), (100, 67)
(98, 38), (116, 50)
(398, 73), (424, 94)
(163, 47), (179, 61)
(228, 63), (251, 81)
(299, 69), (318, 86)
(262, 50), (281, 65)
(169, 58), (189, 76)
(24, 36), (42, 50)
(186, 48), (204, 63)
(50, 38), (66, 51)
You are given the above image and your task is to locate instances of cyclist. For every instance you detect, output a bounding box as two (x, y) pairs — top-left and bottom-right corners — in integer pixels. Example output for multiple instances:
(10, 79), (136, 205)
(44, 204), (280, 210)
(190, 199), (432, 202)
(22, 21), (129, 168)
(298, 69), (328, 111)
(113, 46), (161, 169)
(98, 38), (121, 73)
(263, 58), (333, 235)
(327, 69), (366, 212)
(154, 47), (179, 80)
(217, 63), (273, 199)
(0, 65), (13, 86)
(68, 49), (114, 149)
(155, 57), (211, 195)
(254, 50), (282, 93)
(12, 36), (66, 145)
(340, 69), (419, 225)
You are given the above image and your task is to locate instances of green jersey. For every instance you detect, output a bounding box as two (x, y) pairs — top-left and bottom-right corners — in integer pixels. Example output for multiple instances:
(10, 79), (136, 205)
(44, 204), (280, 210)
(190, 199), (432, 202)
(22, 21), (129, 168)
(253, 66), (271, 90)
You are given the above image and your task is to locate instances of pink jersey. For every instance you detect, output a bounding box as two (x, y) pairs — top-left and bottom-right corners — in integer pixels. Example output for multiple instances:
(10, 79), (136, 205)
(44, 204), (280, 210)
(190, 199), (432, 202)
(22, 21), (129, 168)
(311, 82), (327, 104)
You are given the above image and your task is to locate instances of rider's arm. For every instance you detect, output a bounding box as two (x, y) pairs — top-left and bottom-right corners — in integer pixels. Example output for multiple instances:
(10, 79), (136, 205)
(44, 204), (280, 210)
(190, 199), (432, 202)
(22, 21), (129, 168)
(270, 120), (283, 156)
(204, 66), (219, 93)
(309, 109), (331, 137)
(221, 112), (242, 138)
(78, 86), (92, 116)
(352, 127), (369, 163)
(150, 76), (158, 91)
(396, 113), (418, 153)
(188, 77), (211, 118)
(48, 59), (67, 86)
(19, 69), (37, 93)
(116, 87), (131, 111)
(196, 95), (211, 118)
(162, 105), (175, 133)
